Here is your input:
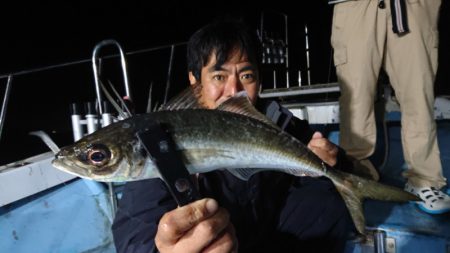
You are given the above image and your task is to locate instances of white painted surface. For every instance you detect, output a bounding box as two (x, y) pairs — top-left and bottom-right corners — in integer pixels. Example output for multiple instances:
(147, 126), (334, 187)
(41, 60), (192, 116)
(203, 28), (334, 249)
(286, 102), (340, 124)
(0, 151), (76, 206)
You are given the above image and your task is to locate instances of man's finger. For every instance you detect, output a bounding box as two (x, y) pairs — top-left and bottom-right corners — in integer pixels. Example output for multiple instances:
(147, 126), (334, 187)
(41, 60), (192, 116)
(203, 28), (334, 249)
(311, 131), (323, 139)
(202, 224), (238, 253)
(176, 208), (232, 252)
(156, 198), (219, 244)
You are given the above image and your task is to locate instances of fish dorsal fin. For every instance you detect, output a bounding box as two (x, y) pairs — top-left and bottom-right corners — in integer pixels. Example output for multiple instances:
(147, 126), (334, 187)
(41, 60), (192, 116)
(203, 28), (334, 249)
(216, 91), (280, 129)
(158, 85), (202, 111)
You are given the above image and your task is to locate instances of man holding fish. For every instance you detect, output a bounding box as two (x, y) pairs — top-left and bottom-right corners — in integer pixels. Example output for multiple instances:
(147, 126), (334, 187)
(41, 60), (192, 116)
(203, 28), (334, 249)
(111, 19), (354, 253)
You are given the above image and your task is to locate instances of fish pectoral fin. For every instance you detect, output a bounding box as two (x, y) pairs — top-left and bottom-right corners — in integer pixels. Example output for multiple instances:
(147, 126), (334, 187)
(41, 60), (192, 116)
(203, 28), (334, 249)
(228, 168), (268, 181)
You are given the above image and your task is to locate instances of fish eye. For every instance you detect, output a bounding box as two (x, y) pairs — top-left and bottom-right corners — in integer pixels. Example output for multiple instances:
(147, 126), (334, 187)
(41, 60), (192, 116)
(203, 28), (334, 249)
(87, 144), (111, 167)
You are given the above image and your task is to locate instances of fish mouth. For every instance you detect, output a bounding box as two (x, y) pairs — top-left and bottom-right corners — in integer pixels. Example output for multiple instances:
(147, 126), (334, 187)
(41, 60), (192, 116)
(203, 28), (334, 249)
(51, 157), (88, 179)
(51, 156), (117, 182)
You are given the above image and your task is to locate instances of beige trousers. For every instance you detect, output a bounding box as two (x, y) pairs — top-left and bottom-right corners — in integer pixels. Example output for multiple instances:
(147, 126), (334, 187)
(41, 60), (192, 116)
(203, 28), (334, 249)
(331, 0), (445, 188)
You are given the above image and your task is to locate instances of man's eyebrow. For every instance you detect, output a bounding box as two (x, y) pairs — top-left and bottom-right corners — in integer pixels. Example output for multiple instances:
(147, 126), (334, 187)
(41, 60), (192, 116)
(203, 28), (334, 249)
(239, 65), (256, 73)
(208, 65), (225, 72)
(207, 64), (256, 73)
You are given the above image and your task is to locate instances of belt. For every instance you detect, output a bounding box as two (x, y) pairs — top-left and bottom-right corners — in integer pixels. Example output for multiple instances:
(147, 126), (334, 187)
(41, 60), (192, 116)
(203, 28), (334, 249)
(329, 0), (410, 34)
(379, 0), (409, 34)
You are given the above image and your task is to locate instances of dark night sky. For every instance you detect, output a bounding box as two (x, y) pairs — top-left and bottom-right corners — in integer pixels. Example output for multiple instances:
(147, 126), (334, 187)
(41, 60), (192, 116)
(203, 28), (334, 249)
(0, 1), (449, 165)
(0, 1), (334, 72)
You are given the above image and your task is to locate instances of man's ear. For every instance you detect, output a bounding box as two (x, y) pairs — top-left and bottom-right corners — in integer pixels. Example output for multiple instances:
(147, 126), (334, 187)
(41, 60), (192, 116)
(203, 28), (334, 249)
(188, 72), (197, 86)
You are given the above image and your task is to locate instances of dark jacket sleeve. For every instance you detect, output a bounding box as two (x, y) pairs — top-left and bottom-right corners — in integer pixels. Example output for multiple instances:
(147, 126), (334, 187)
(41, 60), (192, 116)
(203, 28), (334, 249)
(278, 106), (354, 173)
(112, 179), (176, 253)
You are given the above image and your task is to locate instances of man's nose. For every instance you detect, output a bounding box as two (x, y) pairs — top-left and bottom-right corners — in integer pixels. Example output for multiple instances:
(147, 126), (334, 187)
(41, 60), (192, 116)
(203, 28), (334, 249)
(224, 76), (243, 97)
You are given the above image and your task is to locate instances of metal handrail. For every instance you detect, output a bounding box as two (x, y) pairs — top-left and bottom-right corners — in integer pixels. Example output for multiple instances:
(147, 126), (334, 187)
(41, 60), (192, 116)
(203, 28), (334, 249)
(91, 39), (135, 217)
(92, 39), (131, 115)
(0, 41), (187, 80)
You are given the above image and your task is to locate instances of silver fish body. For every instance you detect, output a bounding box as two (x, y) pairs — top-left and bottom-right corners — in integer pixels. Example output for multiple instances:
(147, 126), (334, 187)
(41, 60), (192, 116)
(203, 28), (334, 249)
(52, 108), (419, 235)
(53, 109), (324, 182)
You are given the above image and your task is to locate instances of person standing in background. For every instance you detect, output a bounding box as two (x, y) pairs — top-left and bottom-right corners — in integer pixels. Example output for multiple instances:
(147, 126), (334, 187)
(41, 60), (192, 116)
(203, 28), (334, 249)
(329, 0), (450, 213)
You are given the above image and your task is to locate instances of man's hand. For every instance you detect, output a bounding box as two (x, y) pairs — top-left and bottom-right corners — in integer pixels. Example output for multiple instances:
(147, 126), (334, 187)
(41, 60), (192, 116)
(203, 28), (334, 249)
(155, 198), (238, 253)
(307, 131), (338, 167)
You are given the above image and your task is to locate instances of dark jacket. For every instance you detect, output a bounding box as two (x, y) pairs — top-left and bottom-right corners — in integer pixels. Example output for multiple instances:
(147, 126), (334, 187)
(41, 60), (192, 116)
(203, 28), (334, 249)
(111, 101), (353, 253)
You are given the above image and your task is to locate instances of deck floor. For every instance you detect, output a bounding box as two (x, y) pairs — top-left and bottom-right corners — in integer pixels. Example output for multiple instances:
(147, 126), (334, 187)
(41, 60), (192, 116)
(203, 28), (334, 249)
(344, 120), (450, 252)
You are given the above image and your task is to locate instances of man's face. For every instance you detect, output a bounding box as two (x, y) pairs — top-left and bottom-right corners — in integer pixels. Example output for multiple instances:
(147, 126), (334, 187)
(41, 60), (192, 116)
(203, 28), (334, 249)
(189, 49), (259, 109)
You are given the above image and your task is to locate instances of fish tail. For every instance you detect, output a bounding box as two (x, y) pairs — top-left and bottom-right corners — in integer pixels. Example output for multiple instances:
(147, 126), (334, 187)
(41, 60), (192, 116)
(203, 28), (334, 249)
(328, 170), (420, 235)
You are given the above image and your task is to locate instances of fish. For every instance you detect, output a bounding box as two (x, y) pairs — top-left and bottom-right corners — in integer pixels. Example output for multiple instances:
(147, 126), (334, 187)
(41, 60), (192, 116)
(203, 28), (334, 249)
(51, 87), (419, 235)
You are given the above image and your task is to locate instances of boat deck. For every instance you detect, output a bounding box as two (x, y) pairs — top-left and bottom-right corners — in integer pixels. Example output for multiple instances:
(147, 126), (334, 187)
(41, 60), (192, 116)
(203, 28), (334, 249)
(343, 120), (450, 252)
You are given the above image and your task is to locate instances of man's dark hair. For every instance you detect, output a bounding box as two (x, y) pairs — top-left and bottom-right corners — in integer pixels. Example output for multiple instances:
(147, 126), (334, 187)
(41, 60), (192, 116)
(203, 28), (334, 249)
(187, 19), (261, 81)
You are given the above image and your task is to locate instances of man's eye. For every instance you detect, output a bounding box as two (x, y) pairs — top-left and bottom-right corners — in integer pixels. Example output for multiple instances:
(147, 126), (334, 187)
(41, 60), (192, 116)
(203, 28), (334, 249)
(213, 75), (225, 81)
(240, 73), (255, 82)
